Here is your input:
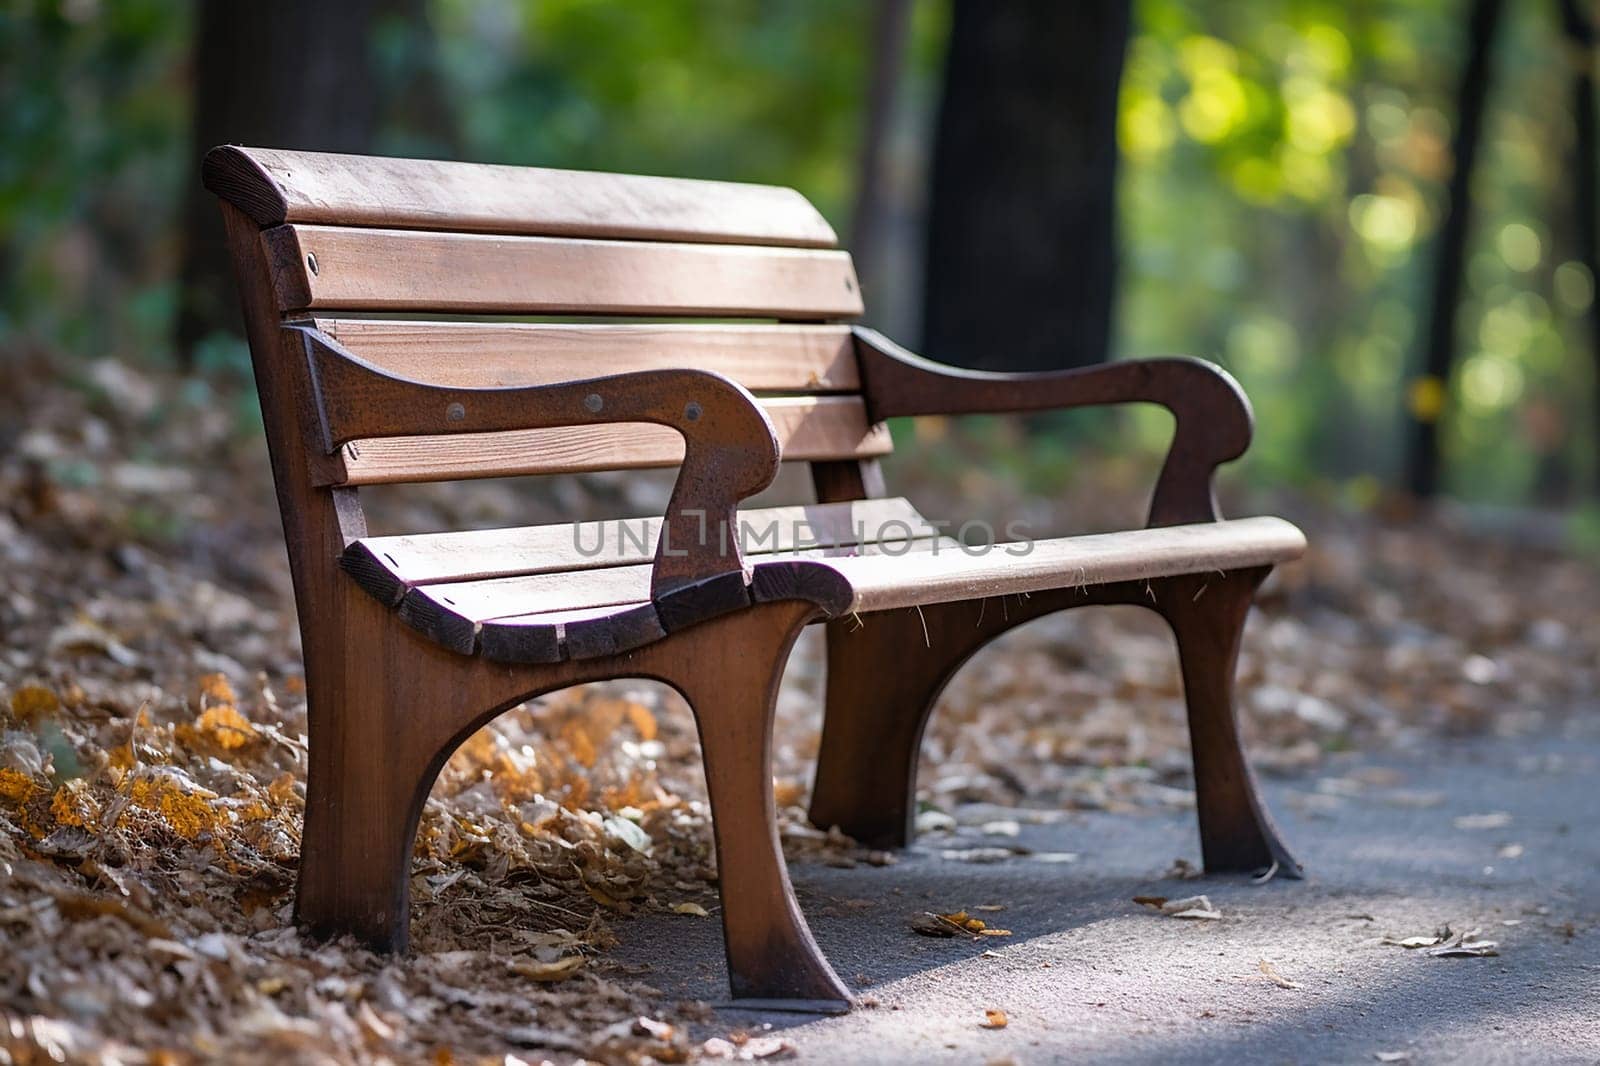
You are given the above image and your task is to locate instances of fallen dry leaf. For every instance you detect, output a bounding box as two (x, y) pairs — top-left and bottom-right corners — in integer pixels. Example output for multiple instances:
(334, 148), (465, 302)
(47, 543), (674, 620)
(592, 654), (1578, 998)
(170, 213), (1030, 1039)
(910, 912), (960, 938)
(509, 955), (586, 983)
(1426, 928), (1499, 958)
(1385, 934), (1444, 949)
(1135, 894), (1223, 920)
(982, 1009), (1009, 1029)
(1258, 959), (1303, 990)
(702, 1035), (796, 1060)
(671, 901), (709, 917)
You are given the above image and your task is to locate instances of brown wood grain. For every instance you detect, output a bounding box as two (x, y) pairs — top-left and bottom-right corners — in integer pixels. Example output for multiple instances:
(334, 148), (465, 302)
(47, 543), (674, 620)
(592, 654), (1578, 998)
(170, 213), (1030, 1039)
(822, 516), (1305, 613)
(327, 395), (892, 486)
(313, 319), (860, 392)
(205, 145), (839, 247)
(264, 225), (863, 318)
(347, 497), (934, 594)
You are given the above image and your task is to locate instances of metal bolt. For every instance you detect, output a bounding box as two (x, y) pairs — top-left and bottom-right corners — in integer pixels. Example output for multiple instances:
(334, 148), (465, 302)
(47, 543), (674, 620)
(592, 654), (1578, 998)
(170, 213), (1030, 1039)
(306, 252), (318, 275)
(584, 393), (604, 413)
(446, 401), (466, 422)
(684, 401), (702, 422)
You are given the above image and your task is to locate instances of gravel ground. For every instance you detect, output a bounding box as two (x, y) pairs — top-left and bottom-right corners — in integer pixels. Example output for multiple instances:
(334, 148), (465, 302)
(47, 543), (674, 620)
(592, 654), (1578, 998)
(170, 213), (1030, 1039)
(615, 718), (1600, 1065)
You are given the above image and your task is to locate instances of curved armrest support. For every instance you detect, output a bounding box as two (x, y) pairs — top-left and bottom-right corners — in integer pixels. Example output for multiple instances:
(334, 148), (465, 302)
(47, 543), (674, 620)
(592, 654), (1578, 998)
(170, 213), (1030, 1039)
(289, 325), (781, 598)
(852, 327), (1253, 526)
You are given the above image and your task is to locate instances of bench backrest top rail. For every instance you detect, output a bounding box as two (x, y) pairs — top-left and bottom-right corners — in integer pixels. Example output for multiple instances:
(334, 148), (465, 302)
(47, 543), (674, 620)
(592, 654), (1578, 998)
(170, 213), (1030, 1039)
(205, 145), (839, 247)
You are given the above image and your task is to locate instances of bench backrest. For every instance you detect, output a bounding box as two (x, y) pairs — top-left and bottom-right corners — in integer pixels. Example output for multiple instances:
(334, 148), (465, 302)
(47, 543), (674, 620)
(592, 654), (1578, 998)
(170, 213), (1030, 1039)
(205, 147), (890, 491)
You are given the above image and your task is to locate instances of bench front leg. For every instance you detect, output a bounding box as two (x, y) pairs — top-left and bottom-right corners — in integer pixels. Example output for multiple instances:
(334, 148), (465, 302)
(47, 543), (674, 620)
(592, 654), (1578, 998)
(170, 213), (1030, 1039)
(1154, 568), (1302, 876)
(670, 600), (851, 1010)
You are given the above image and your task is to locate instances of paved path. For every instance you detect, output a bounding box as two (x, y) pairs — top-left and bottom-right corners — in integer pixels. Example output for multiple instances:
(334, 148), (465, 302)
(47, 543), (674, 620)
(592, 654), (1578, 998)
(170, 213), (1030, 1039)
(613, 721), (1600, 1064)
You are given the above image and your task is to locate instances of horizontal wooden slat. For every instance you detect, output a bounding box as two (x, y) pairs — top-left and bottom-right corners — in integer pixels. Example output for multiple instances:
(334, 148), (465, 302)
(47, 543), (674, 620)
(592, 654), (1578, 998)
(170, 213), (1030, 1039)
(821, 517), (1308, 614)
(343, 498), (937, 605)
(396, 529), (951, 659)
(479, 601), (665, 664)
(204, 146), (839, 247)
(265, 226), (862, 318)
(312, 320), (860, 393)
(399, 565), (654, 654)
(373, 518), (1303, 661)
(328, 395), (892, 486)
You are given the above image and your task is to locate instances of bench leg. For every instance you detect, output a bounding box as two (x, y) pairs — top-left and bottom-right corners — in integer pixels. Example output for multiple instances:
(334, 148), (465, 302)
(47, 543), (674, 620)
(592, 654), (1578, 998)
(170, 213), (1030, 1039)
(673, 600), (851, 1009)
(294, 621), (441, 951)
(1158, 569), (1303, 878)
(809, 611), (971, 848)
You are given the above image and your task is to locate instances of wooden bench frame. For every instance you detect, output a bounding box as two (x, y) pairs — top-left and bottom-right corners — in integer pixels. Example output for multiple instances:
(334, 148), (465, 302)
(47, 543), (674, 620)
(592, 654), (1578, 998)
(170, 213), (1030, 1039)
(208, 146), (1303, 1012)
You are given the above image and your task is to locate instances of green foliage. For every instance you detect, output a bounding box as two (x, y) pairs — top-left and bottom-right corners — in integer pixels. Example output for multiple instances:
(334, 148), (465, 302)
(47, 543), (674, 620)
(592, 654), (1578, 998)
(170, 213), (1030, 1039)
(422, 0), (873, 219)
(1117, 0), (1597, 504)
(2, 0), (1594, 509)
(0, 0), (189, 361)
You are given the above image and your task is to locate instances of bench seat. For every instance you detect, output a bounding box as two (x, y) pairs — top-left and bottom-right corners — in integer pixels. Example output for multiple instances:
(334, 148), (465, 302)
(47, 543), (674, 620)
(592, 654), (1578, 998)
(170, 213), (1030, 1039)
(341, 499), (1305, 664)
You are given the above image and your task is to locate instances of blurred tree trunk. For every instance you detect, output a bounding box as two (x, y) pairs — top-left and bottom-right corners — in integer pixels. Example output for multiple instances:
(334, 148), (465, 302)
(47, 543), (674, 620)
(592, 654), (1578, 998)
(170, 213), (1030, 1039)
(921, 0), (1131, 371)
(176, 0), (425, 366)
(849, 0), (913, 295)
(1558, 0), (1600, 498)
(1407, 0), (1505, 498)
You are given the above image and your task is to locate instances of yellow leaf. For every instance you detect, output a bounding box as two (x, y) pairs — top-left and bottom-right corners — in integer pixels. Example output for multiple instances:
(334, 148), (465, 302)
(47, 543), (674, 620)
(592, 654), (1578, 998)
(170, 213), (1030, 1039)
(50, 780), (100, 828)
(267, 772), (297, 807)
(563, 722), (598, 768)
(982, 1009), (1008, 1029)
(10, 684), (59, 723)
(107, 738), (136, 772)
(199, 673), (237, 705)
(126, 775), (224, 840)
(0, 768), (44, 805)
(195, 704), (257, 750)
(938, 910), (986, 932)
(773, 779), (806, 808)
(624, 701), (658, 741)
(671, 901), (709, 917)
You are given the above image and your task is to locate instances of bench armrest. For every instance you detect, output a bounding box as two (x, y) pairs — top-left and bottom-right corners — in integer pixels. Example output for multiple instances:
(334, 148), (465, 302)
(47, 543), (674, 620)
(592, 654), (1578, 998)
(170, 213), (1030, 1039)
(852, 327), (1253, 526)
(289, 325), (781, 599)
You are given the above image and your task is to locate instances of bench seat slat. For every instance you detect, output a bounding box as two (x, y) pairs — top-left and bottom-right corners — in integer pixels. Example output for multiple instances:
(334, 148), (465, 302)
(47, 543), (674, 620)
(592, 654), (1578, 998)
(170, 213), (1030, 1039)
(815, 516), (1307, 614)
(312, 320), (861, 393)
(266, 225), (863, 318)
(368, 516), (1304, 662)
(345, 497), (936, 602)
(325, 395), (892, 486)
(205, 146), (840, 247)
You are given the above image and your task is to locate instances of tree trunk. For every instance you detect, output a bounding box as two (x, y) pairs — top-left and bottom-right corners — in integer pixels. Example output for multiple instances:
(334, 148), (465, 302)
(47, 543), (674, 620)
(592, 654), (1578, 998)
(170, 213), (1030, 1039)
(1558, 0), (1600, 498)
(176, 0), (406, 365)
(1407, 0), (1505, 498)
(850, 0), (914, 293)
(921, 0), (1131, 371)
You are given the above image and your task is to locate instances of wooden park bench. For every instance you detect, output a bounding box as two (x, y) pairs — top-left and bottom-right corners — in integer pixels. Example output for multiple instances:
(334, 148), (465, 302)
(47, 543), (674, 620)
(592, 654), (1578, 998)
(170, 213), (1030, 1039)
(205, 146), (1305, 1011)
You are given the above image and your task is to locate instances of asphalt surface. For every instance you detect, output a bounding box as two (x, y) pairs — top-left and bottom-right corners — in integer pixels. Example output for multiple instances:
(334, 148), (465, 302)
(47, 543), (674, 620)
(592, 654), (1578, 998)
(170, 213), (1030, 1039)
(612, 720), (1600, 1064)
